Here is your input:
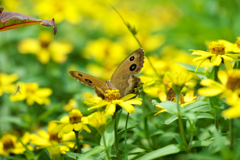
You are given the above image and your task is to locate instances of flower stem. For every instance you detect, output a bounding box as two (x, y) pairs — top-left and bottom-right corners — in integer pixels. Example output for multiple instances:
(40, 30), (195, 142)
(124, 113), (129, 160)
(113, 113), (121, 159)
(106, 1), (160, 79)
(102, 133), (111, 160)
(230, 119), (234, 150)
(74, 130), (81, 153)
(213, 66), (219, 130)
(176, 94), (188, 151)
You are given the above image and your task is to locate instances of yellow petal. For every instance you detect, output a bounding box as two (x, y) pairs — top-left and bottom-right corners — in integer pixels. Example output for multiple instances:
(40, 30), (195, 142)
(222, 106), (240, 119)
(223, 59), (233, 73)
(221, 55), (233, 62)
(211, 55), (222, 66)
(225, 92), (239, 105)
(194, 58), (209, 72)
(52, 124), (66, 133)
(58, 130), (64, 138)
(105, 103), (116, 116)
(200, 79), (224, 88)
(218, 70), (228, 85)
(73, 123), (82, 131)
(198, 87), (224, 96)
(63, 124), (73, 134)
(121, 94), (136, 101)
(60, 116), (69, 123)
(87, 101), (109, 110)
(125, 99), (142, 105)
(118, 102), (135, 114)
(154, 109), (167, 116)
(82, 124), (91, 133)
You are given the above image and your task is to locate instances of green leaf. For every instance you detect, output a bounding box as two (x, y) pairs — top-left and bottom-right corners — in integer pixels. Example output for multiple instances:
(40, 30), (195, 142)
(149, 130), (164, 137)
(118, 123), (138, 140)
(100, 116), (115, 147)
(163, 115), (178, 125)
(136, 144), (181, 160)
(153, 101), (178, 114)
(164, 113), (214, 125)
(183, 101), (211, 112)
(81, 146), (105, 158)
(183, 153), (222, 160)
(36, 103), (63, 122)
(195, 113), (214, 119)
(189, 140), (213, 148)
(0, 116), (27, 127)
(174, 135), (183, 144)
(0, 8), (57, 34)
(0, 155), (26, 160)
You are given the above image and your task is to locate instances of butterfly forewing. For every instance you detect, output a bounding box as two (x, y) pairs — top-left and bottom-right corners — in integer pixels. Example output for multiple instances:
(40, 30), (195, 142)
(111, 48), (144, 80)
(69, 71), (106, 88)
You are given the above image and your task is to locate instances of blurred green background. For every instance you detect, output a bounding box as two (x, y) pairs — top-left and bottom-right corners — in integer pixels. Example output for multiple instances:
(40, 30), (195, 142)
(0, 0), (240, 158)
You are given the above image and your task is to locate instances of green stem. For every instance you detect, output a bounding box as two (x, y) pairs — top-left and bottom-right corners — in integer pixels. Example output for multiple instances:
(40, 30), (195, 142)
(102, 133), (111, 160)
(176, 94), (188, 151)
(74, 130), (81, 153)
(214, 66), (219, 130)
(188, 133), (194, 152)
(215, 110), (219, 130)
(113, 113), (121, 159)
(230, 119), (234, 150)
(124, 113), (129, 160)
(106, 1), (160, 79)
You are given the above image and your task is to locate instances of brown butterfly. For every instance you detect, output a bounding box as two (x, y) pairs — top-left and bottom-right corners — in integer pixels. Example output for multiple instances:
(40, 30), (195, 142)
(69, 48), (144, 99)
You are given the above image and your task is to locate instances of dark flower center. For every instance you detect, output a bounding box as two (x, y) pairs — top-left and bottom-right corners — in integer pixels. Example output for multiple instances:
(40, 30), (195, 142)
(49, 133), (61, 143)
(69, 114), (82, 124)
(226, 77), (240, 91)
(3, 139), (15, 150)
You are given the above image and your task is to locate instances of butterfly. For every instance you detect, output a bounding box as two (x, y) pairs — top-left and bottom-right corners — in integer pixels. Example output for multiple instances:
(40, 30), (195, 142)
(69, 48), (144, 99)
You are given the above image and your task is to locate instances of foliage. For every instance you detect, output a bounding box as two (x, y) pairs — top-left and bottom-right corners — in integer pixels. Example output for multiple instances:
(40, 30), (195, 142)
(1, 0), (240, 160)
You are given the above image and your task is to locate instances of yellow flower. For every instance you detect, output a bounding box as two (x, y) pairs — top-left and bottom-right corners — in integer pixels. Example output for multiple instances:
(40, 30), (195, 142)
(63, 99), (77, 112)
(52, 109), (91, 138)
(9, 82), (52, 106)
(30, 121), (78, 154)
(154, 88), (197, 116)
(218, 37), (240, 53)
(47, 145), (61, 160)
(18, 31), (72, 64)
(34, 0), (82, 24)
(87, 111), (109, 134)
(221, 101), (240, 119)
(190, 41), (240, 72)
(0, 73), (18, 96)
(0, 132), (33, 155)
(198, 69), (240, 105)
(166, 71), (192, 94)
(85, 90), (142, 116)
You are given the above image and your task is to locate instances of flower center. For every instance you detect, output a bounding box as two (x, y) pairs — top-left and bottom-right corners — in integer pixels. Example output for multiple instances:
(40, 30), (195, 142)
(69, 114), (82, 124)
(49, 132), (62, 143)
(209, 42), (225, 55)
(166, 88), (185, 103)
(104, 90), (121, 101)
(166, 88), (175, 101)
(226, 76), (240, 91)
(3, 138), (15, 150)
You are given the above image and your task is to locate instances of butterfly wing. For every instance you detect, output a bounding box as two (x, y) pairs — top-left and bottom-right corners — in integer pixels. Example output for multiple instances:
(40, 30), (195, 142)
(111, 75), (141, 97)
(111, 48), (144, 80)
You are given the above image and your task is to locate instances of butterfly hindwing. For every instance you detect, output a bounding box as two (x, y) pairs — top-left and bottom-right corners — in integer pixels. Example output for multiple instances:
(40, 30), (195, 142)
(111, 48), (144, 80)
(111, 75), (141, 97)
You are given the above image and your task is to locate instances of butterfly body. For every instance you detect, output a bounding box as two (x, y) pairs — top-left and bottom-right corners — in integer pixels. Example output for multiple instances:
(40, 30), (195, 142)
(69, 48), (144, 99)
